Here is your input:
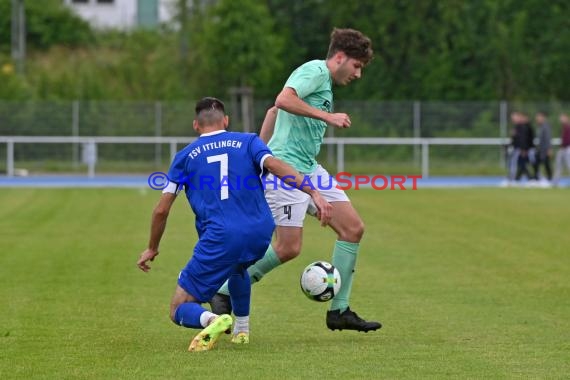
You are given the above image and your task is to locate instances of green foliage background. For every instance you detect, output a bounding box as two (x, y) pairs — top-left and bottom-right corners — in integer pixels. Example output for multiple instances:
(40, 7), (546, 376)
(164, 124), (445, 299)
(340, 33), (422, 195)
(0, 0), (569, 101)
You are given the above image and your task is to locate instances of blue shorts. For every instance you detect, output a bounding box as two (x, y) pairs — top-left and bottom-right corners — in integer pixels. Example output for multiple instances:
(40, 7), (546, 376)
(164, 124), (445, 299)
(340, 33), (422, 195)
(177, 256), (254, 303)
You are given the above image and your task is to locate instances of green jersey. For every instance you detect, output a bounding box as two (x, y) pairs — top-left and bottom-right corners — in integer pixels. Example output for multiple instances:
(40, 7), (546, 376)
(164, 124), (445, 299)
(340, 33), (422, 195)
(268, 60), (333, 174)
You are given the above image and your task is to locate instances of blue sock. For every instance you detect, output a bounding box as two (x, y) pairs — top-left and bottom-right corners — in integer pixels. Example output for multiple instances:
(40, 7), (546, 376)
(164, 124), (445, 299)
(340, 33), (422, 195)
(173, 302), (207, 328)
(218, 245), (282, 296)
(228, 265), (251, 317)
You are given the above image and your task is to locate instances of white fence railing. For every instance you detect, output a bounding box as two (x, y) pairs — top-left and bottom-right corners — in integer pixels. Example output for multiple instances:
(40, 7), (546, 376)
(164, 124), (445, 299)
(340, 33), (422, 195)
(0, 136), (562, 178)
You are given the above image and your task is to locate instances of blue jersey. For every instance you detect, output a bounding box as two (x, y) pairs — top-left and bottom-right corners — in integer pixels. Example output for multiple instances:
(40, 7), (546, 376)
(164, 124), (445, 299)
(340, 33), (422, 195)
(167, 130), (275, 264)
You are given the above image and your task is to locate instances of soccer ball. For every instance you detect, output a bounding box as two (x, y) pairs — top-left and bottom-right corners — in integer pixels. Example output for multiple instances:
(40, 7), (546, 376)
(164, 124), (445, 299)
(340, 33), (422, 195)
(300, 261), (341, 302)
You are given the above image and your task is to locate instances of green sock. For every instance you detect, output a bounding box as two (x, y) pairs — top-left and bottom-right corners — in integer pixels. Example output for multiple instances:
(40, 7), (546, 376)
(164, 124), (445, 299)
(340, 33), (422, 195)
(218, 245), (282, 296)
(330, 240), (359, 313)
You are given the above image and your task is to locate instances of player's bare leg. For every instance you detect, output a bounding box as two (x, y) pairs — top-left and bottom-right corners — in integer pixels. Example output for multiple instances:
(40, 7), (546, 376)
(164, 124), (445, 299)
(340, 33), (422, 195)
(327, 201), (364, 243)
(272, 226), (303, 263)
(169, 285), (198, 323)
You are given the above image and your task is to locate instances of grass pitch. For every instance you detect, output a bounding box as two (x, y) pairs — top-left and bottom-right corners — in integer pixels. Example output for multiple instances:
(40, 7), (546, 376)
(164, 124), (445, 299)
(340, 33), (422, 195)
(1, 188), (569, 379)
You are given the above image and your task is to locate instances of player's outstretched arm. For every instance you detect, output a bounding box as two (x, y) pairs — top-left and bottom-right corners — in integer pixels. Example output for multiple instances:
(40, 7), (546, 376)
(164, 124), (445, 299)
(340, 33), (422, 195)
(259, 106), (277, 144)
(137, 192), (177, 272)
(275, 87), (351, 129)
(263, 156), (332, 226)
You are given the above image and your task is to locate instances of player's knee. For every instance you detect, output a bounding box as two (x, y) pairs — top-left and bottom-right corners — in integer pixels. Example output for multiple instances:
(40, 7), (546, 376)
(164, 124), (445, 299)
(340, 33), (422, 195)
(274, 244), (301, 263)
(339, 219), (365, 242)
(282, 249), (301, 262)
(169, 305), (179, 324)
(350, 219), (365, 241)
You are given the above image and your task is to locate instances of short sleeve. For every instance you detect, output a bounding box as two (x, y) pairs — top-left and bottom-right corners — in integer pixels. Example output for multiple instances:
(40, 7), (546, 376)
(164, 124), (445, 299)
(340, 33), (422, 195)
(166, 150), (188, 187)
(249, 135), (273, 173)
(284, 63), (329, 99)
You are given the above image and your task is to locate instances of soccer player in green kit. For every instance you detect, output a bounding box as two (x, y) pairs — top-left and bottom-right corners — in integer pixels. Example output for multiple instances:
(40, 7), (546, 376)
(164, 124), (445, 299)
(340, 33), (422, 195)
(212, 28), (381, 332)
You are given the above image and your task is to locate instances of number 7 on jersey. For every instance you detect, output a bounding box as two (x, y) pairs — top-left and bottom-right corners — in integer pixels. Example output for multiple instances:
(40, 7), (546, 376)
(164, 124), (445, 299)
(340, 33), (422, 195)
(207, 153), (229, 200)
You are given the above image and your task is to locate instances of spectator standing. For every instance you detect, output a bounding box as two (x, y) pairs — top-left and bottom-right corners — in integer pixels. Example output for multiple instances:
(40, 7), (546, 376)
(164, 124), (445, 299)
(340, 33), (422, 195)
(533, 112), (552, 181)
(553, 113), (570, 186)
(508, 112), (524, 181)
(515, 113), (535, 181)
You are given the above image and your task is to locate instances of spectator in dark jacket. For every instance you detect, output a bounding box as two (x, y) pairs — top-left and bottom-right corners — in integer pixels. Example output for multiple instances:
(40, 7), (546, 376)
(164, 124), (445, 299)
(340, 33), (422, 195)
(514, 113), (535, 181)
(533, 112), (552, 181)
(508, 112), (523, 181)
(553, 113), (570, 186)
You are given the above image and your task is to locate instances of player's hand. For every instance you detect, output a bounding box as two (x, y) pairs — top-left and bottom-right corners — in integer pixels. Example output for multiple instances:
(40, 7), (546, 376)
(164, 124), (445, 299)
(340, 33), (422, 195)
(311, 192), (333, 227)
(137, 248), (159, 272)
(325, 113), (351, 128)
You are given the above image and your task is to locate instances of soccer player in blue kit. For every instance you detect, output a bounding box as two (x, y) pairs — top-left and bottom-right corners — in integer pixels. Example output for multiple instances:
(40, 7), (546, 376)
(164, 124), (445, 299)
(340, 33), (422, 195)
(137, 97), (331, 352)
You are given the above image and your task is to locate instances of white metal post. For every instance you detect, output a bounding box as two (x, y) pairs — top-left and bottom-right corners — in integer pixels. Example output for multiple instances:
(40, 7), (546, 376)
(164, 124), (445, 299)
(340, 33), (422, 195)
(336, 142), (345, 173)
(86, 140), (97, 178)
(72, 100), (79, 168)
(155, 101), (162, 167)
(7, 139), (14, 177)
(170, 141), (177, 162)
(326, 126), (334, 167)
(422, 141), (429, 179)
(413, 101), (421, 166)
(499, 100), (508, 168)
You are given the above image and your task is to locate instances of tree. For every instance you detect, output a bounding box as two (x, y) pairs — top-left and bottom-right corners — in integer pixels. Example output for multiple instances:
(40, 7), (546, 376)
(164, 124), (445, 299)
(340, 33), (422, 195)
(319, 0), (570, 101)
(189, 0), (285, 97)
(0, 0), (93, 53)
(267, 0), (332, 67)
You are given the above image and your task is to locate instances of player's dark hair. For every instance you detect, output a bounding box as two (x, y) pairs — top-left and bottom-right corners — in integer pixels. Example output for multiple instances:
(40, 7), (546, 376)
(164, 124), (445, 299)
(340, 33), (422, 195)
(537, 111), (548, 117)
(195, 97), (226, 126)
(327, 28), (373, 65)
(195, 97), (225, 115)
